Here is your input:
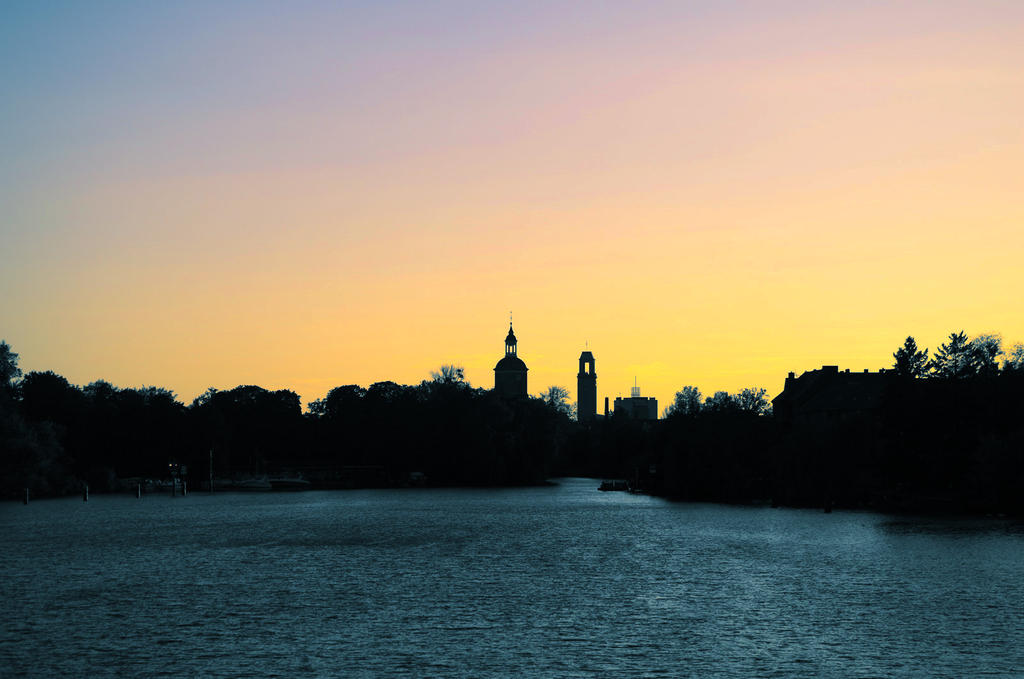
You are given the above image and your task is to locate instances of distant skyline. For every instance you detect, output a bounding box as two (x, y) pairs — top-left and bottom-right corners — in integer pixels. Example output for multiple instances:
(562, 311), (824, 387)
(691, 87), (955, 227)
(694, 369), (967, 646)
(3, 1), (1023, 411)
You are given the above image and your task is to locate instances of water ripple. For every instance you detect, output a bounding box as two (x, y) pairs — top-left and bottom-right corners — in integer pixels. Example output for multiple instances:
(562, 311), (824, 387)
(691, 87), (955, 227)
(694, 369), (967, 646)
(3, 480), (1024, 677)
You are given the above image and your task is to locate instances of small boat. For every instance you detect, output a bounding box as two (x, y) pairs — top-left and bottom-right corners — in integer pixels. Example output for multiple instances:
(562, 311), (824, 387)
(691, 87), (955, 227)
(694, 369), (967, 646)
(598, 479), (630, 491)
(232, 478), (273, 491)
(268, 477), (312, 491)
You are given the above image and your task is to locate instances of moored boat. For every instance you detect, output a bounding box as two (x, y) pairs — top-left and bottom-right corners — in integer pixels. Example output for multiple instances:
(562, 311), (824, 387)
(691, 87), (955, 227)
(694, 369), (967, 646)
(268, 477), (312, 491)
(229, 478), (273, 491)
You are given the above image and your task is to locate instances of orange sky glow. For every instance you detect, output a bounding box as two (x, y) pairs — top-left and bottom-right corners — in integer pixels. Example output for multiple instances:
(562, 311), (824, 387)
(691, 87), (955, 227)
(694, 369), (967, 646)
(2, 2), (1022, 413)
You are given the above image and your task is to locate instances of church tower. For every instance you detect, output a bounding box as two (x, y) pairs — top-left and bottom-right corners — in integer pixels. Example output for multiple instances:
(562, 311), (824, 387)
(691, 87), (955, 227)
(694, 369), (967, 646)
(577, 351), (597, 422)
(494, 324), (528, 398)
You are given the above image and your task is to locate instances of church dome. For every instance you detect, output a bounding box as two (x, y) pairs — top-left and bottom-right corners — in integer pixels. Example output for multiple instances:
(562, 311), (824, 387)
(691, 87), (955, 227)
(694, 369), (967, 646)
(494, 354), (528, 372)
(494, 321), (528, 397)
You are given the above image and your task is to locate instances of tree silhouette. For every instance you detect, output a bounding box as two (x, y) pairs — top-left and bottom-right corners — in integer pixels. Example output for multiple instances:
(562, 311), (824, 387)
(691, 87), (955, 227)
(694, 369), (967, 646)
(0, 340), (21, 393)
(735, 387), (770, 415)
(19, 371), (82, 424)
(930, 331), (1004, 378)
(189, 385), (302, 476)
(930, 331), (972, 378)
(664, 386), (702, 417)
(308, 384), (366, 418)
(893, 336), (929, 378)
(539, 385), (572, 417)
(1004, 342), (1024, 373)
(430, 364), (466, 385)
(190, 387), (219, 408)
(704, 391), (737, 412)
(969, 333), (1002, 377)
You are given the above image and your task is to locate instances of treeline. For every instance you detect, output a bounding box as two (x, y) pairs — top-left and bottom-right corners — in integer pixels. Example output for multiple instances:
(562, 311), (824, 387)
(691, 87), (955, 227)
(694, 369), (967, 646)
(891, 332), (1023, 378)
(4, 330), (1024, 514)
(630, 332), (1024, 514)
(0, 344), (576, 498)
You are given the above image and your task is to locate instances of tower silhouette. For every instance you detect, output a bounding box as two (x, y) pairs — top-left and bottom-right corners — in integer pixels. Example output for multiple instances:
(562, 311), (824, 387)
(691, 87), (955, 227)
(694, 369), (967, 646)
(494, 323), (528, 398)
(577, 351), (596, 422)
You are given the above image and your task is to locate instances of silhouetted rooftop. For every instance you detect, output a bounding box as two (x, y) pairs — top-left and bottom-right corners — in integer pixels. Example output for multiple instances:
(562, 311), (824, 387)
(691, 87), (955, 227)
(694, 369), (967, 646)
(773, 365), (893, 420)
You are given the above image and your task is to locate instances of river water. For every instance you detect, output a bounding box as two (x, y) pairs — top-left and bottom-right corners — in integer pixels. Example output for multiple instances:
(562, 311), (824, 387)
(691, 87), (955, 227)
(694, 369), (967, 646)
(2, 478), (1023, 677)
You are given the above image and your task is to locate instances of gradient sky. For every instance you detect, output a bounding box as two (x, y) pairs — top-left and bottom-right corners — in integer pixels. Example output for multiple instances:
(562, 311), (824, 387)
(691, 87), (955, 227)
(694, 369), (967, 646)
(3, 1), (1022, 412)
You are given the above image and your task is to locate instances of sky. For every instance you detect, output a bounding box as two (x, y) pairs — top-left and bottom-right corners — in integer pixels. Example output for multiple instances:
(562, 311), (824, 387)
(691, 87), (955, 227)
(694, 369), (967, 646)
(2, 1), (1023, 412)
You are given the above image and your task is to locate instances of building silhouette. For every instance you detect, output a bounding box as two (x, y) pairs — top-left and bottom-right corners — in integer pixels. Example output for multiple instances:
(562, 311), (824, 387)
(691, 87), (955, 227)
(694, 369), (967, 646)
(494, 323), (528, 398)
(577, 351), (597, 422)
(614, 383), (658, 420)
(772, 365), (894, 426)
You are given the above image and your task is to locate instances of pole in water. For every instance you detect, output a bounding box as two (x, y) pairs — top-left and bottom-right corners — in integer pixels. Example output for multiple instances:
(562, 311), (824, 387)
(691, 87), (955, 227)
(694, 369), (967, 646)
(136, 483), (141, 499)
(182, 480), (187, 497)
(24, 488), (29, 505)
(83, 484), (89, 502)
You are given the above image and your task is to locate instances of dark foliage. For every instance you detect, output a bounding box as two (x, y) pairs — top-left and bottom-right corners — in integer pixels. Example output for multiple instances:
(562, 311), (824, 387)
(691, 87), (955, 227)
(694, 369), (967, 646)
(0, 350), (575, 497)
(305, 377), (570, 487)
(893, 336), (929, 378)
(3, 334), (1024, 515)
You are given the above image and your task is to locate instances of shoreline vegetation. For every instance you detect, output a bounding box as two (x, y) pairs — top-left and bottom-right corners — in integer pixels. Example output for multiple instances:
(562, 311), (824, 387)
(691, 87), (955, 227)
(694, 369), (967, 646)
(3, 333), (1024, 516)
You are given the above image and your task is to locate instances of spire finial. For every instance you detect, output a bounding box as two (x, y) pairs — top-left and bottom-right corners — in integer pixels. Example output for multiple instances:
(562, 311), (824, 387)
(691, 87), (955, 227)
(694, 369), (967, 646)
(504, 316), (518, 354)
